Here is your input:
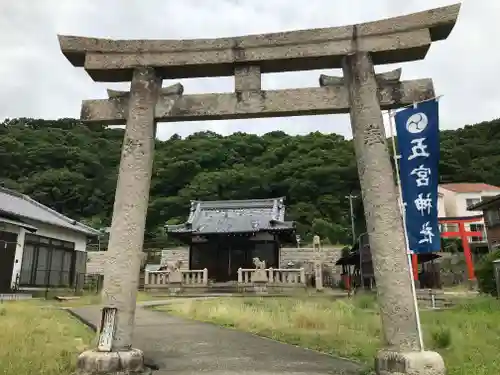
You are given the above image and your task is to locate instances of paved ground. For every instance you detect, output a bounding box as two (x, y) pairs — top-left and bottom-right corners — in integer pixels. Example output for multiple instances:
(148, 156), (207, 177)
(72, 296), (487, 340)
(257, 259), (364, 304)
(70, 299), (362, 375)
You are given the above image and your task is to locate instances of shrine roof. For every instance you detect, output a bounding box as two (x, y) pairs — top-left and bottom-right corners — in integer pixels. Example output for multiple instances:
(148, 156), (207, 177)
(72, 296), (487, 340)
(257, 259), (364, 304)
(165, 197), (295, 235)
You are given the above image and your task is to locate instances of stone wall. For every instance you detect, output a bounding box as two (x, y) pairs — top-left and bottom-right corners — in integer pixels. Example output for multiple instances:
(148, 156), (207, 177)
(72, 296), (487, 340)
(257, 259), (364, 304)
(158, 246), (343, 281)
(85, 244), (485, 289)
(86, 251), (148, 275)
(434, 251), (478, 286)
(160, 248), (190, 269)
(88, 246), (344, 282)
(86, 252), (107, 274)
(281, 247), (343, 283)
(280, 247), (342, 268)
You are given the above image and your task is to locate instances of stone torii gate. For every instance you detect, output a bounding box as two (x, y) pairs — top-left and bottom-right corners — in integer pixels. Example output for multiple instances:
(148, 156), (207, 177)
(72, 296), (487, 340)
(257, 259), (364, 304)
(59, 4), (460, 374)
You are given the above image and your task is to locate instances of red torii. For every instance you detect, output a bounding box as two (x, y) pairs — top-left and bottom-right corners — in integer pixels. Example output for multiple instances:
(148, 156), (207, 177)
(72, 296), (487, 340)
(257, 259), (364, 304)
(411, 215), (483, 282)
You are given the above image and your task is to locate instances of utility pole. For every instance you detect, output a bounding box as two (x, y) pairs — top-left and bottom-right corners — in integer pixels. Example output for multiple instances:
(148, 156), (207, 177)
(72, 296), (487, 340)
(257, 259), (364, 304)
(345, 194), (358, 245)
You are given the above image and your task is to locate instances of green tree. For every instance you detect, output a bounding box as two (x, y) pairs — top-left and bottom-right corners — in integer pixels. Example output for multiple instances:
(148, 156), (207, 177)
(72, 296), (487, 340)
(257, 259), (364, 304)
(2, 116), (500, 244)
(476, 250), (500, 295)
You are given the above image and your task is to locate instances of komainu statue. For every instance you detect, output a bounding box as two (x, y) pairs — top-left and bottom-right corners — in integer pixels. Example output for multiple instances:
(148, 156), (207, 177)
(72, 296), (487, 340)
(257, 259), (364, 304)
(158, 260), (183, 273)
(252, 257), (266, 270)
(166, 260), (182, 272)
(157, 260), (183, 283)
(313, 235), (321, 248)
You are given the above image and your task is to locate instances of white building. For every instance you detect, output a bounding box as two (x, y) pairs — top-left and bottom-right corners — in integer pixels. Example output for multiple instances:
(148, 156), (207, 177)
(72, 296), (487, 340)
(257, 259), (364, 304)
(437, 183), (500, 244)
(0, 187), (100, 292)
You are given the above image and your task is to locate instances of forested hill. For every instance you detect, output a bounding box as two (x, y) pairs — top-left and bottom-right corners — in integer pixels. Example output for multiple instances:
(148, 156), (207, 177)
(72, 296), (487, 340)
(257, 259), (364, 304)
(1, 117), (500, 246)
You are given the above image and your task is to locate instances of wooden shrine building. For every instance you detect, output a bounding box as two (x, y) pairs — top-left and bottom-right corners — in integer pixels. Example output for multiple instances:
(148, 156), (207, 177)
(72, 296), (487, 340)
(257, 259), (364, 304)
(165, 198), (296, 282)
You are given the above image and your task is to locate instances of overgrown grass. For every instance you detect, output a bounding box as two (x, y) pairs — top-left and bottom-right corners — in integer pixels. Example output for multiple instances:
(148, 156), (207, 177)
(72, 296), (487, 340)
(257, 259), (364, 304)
(0, 300), (94, 375)
(157, 295), (382, 361)
(0, 291), (170, 374)
(157, 294), (500, 375)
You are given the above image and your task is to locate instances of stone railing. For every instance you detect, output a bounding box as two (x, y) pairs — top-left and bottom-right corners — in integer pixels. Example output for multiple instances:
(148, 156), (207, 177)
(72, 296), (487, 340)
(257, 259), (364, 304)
(144, 269), (208, 289)
(181, 269), (209, 285)
(237, 268), (306, 286)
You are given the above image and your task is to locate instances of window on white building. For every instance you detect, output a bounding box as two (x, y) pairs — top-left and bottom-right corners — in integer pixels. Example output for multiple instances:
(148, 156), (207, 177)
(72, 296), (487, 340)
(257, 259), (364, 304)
(466, 198), (481, 209)
(469, 223), (485, 243)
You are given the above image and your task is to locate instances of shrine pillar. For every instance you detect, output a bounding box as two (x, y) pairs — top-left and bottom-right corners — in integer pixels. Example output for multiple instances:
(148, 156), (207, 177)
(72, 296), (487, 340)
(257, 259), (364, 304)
(440, 217), (482, 289)
(342, 52), (445, 374)
(412, 254), (419, 282)
(458, 222), (477, 288)
(77, 67), (162, 374)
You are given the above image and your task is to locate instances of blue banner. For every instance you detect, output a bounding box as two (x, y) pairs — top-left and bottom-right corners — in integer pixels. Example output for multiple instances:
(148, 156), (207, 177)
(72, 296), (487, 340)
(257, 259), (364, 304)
(395, 99), (440, 253)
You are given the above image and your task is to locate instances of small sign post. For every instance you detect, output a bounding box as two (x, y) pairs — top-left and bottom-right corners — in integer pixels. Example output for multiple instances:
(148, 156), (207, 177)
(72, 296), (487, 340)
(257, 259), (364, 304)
(97, 307), (117, 352)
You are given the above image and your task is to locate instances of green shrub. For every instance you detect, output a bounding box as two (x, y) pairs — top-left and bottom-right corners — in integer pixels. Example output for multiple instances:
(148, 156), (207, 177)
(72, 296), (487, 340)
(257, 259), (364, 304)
(475, 250), (500, 295)
(430, 326), (452, 349)
(353, 293), (377, 310)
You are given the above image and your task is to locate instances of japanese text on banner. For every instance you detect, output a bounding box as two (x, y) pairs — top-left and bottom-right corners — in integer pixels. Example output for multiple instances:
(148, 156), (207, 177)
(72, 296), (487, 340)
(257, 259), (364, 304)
(395, 99), (441, 254)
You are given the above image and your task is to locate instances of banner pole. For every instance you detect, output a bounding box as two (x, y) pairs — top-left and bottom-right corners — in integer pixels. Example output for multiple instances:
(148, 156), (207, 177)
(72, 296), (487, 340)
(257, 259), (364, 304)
(387, 108), (425, 352)
(394, 95), (444, 112)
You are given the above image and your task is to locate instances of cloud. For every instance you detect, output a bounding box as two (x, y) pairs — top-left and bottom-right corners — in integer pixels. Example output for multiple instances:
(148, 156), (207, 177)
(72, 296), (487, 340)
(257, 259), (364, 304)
(0, 0), (496, 140)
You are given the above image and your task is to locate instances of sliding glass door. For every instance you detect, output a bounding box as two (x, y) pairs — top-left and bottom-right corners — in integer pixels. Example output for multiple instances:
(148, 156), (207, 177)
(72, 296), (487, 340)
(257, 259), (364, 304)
(19, 234), (78, 287)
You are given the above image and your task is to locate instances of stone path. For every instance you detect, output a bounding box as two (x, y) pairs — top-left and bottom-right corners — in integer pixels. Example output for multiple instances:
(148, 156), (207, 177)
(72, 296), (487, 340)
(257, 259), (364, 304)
(69, 299), (362, 375)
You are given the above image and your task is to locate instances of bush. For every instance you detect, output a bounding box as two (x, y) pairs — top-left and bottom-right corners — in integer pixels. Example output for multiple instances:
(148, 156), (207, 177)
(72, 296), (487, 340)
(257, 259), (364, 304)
(475, 250), (500, 295)
(353, 293), (377, 310)
(430, 326), (452, 349)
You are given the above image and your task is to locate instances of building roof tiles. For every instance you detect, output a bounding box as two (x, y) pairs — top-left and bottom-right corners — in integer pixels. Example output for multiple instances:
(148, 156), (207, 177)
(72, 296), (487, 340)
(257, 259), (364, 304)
(0, 187), (99, 236)
(166, 197), (295, 235)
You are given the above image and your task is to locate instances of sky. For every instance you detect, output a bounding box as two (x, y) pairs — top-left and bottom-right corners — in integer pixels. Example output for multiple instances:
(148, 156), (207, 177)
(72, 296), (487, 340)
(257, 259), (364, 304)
(0, 0), (497, 141)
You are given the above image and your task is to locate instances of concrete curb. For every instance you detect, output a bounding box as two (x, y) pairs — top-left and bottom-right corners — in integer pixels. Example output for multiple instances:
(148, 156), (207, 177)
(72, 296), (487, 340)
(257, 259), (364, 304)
(137, 292), (349, 303)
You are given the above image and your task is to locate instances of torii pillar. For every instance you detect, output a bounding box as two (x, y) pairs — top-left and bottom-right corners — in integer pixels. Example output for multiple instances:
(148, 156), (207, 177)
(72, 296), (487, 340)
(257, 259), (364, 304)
(321, 55), (452, 375)
(72, 69), (183, 373)
(439, 216), (483, 288)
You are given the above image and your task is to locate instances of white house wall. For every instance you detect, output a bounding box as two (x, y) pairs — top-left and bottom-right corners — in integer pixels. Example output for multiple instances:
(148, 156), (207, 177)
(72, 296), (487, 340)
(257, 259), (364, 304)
(439, 186), (458, 217)
(7, 220), (90, 289)
(452, 192), (500, 218)
(438, 187), (500, 239)
(23, 220), (89, 252)
(452, 191), (499, 235)
(438, 187), (500, 218)
(437, 194), (446, 218)
(10, 228), (26, 288)
(0, 222), (27, 288)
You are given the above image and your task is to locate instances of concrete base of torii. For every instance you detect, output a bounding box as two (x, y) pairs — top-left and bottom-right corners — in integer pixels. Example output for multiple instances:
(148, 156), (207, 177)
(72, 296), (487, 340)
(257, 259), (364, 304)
(376, 350), (445, 375)
(76, 349), (151, 375)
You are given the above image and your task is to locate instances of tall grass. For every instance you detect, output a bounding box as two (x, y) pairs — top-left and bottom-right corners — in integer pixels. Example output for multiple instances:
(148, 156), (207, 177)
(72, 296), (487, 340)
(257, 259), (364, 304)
(0, 292), (170, 375)
(421, 297), (500, 375)
(0, 301), (94, 375)
(159, 295), (500, 375)
(158, 296), (381, 361)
